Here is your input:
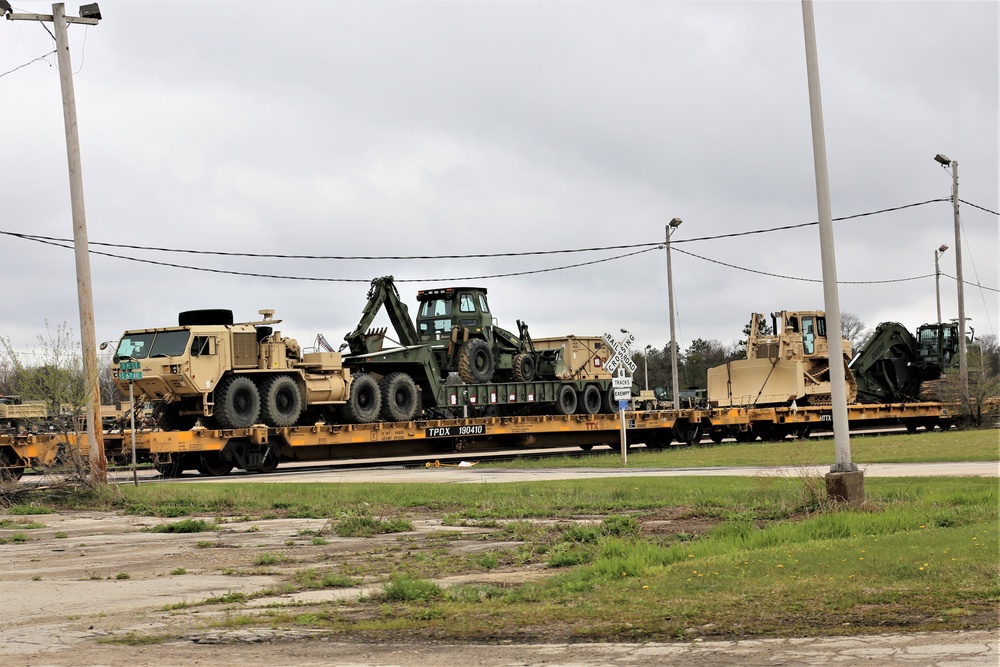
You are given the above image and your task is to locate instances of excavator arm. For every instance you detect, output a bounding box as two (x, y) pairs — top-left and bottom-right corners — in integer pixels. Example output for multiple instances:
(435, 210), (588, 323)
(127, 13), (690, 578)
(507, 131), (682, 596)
(344, 276), (421, 356)
(849, 322), (931, 403)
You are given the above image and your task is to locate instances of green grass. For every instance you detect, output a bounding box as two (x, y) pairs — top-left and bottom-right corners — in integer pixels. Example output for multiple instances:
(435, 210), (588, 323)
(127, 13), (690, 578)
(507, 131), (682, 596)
(482, 429), (1000, 469)
(144, 519), (217, 533)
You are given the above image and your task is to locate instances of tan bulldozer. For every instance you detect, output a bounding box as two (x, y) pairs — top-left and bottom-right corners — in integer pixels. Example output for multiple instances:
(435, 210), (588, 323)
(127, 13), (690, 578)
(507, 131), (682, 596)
(708, 311), (857, 408)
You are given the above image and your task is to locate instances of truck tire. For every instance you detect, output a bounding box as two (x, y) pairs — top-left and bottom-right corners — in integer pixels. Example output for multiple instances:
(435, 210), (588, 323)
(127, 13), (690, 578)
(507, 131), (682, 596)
(344, 374), (381, 423)
(458, 339), (495, 384)
(156, 402), (198, 431)
(554, 384), (578, 416)
(259, 375), (303, 427)
(578, 384), (602, 415)
(178, 309), (234, 326)
(214, 376), (261, 429)
(380, 372), (419, 422)
(600, 385), (616, 414)
(512, 353), (536, 382)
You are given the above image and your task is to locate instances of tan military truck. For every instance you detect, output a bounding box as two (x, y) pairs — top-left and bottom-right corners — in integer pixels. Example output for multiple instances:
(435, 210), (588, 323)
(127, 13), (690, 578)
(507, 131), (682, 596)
(110, 309), (362, 431)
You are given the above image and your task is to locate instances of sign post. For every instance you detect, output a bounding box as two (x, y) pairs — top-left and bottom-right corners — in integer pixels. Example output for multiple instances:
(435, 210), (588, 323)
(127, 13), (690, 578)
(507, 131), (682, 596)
(118, 362), (142, 487)
(601, 331), (635, 465)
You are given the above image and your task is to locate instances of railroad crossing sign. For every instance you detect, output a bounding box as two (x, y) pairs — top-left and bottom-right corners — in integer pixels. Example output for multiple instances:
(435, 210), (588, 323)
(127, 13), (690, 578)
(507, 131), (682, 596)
(601, 331), (636, 376)
(602, 331), (635, 401)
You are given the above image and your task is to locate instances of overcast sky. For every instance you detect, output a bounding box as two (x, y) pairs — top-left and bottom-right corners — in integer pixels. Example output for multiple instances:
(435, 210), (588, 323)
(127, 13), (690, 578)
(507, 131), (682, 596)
(1, 1), (997, 364)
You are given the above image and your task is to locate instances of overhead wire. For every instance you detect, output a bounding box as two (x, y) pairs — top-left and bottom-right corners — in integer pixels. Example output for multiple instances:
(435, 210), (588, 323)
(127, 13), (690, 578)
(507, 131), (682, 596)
(2, 197), (996, 290)
(0, 197), (957, 260)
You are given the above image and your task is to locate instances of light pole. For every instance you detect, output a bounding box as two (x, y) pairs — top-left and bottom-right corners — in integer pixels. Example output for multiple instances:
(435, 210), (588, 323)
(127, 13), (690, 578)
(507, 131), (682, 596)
(643, 344), (651, 392)
(665, 217), (682, 410)
(4, 2), (106, 483)
(934, 244), (948, 326)
(934, 153), (969, 402)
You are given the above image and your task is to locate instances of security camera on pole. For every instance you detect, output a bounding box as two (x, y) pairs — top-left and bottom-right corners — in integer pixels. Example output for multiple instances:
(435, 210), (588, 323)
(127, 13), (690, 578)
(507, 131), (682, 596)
(601, 330), (635, 465)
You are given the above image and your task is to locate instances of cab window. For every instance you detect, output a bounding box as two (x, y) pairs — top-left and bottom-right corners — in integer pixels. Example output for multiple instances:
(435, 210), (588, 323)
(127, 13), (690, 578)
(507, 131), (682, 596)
(478, 294), (490, 314)
(802, 316), (816, 355)
(459, 294), (476, 313)
(191, 336), (215, 357)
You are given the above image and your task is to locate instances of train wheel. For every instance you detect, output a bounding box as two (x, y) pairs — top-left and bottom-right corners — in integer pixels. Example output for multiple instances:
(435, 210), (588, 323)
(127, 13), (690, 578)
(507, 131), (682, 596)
(344, 374), (382, 423)
(579, 444), (594, 451)
(197, 452), (233, 477)
(512, 353), (536, 382)
(154, 455), (187, 478)
(458, 339), (495, 384)
(0, 448), (25, 482)
(214, 376), (261, 429)
(380, 372), (419, 422)
(260, 375), (303, 427)
(554, 384), (578, 416)
(255, 450), (279, 474)
(577, 384), (602, 415)
(709, 429), (725, 444)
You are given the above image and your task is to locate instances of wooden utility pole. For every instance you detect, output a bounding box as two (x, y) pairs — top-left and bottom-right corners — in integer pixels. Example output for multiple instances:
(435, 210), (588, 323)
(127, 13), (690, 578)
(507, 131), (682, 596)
(6, 3), (106, 482)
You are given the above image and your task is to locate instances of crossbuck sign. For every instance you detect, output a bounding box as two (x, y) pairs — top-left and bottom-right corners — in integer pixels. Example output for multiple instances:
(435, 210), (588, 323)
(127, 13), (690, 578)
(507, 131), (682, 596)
(602, 330), (635, 464)
(601, 331), (635, 402)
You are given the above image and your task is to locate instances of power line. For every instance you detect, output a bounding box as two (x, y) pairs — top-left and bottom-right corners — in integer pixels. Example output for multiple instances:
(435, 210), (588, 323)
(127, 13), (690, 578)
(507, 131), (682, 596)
(961, 198), (999, 216)
(28, 236), (660, 282)
(0, 50), (55, 79)
(1, 197), (968, 261)
(672, 247), (936, 285)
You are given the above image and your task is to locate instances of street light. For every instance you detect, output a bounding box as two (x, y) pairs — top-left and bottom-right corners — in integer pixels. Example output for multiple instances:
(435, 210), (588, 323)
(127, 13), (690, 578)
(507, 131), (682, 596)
(934, 244), (948, 326)
(665, 217), (683, 410)
(934, 153), (969, 402)
(643, 344), (652, 392)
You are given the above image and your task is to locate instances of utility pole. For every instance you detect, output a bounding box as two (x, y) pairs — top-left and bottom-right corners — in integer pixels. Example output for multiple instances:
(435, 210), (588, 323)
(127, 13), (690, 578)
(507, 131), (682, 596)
(801, 0), (862, 503)
(4, 3), (106, 482)
(934, 244), (948, 326)
(665, 218), (682, 411)
(934, 154), (969, 404)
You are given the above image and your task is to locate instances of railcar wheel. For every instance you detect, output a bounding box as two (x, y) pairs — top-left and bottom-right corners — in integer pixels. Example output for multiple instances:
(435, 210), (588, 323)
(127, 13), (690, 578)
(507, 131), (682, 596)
(214, 376), (261, 429)
(0, 448), (25, 482)
(197, 452), (233, 477)
(577, 384), (602, 415)
(512, 353), (536, 382)
(260, 375), (303, 427)
(458, 339), (495, 384)
(255, 449), (280, 474)
(344, 374), (382, 423)
(154, 455), (187, 478)
(380, 372), (419, 422)
(554, 384), (578, 416)
(709, 429), (726, 444)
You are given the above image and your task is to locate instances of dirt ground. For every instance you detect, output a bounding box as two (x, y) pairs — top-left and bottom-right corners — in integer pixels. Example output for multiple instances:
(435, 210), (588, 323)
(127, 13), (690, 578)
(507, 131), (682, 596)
(1, 509), (996, 667)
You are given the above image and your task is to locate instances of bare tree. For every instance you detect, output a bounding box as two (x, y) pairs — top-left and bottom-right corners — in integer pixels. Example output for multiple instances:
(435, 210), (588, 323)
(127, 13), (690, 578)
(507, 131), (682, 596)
(840, 312), (869, 353)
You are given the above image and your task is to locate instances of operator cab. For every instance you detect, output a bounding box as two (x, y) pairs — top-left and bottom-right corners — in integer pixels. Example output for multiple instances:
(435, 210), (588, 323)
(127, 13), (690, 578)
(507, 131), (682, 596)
(415, 287), (492, 341)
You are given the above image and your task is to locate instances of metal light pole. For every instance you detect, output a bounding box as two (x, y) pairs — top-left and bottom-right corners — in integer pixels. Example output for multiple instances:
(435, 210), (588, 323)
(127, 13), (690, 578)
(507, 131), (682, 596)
(934, 244), (948, 326)
(665, 217), (683, 410)
(4, 3), (106, 482)
(643, 344), (651, 392)
(934, 153), (969, 402)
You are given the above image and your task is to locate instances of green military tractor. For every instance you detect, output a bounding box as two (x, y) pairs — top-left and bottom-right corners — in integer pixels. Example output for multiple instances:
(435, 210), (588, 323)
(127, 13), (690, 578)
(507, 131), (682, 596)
(341, 277), (568, 422)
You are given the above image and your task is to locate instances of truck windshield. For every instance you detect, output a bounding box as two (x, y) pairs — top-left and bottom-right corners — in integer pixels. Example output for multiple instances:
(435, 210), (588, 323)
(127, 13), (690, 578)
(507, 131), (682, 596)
(418, 299), (453, 338)
(116, 330), (191, 359)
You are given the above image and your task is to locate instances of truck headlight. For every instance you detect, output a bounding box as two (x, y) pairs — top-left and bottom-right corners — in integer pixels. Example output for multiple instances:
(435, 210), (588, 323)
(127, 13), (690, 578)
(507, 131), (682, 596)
(170, 365), (179, 375)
